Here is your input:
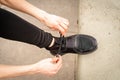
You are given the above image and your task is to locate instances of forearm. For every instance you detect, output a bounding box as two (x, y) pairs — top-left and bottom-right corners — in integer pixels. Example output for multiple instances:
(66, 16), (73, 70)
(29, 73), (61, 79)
(0, 64), (34, 78)
(0, 0), (48, 21)
(0, 57), (62, 78)
(0, 0), (69, 36)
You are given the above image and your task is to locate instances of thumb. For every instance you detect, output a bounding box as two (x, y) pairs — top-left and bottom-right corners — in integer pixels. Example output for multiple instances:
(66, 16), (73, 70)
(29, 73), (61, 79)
(52, 57), (59, 64)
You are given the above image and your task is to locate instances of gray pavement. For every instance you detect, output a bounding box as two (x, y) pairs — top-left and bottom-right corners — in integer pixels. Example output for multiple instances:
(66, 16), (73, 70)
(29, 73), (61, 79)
(0, 0), (78, 80)
(77, 0), (120, 80)
(1, 0), (120, 80)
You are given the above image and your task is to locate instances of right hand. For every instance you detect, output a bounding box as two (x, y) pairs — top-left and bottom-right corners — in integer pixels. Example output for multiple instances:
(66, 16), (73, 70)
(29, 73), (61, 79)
(41, 14), (69, 35)
(31, 55), (62, 76)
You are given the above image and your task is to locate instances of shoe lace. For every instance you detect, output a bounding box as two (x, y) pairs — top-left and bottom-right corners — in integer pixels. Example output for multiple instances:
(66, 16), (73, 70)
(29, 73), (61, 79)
(56, 33), (65, 57)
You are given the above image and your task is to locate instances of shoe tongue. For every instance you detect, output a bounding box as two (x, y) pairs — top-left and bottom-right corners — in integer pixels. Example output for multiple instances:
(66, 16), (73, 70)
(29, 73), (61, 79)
(57, 35), (65, 54)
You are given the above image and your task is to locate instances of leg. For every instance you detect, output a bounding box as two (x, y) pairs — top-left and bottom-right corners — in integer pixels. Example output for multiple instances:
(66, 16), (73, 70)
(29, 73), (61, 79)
(0, 8), (53, 48)
(0, 9), (97, 55)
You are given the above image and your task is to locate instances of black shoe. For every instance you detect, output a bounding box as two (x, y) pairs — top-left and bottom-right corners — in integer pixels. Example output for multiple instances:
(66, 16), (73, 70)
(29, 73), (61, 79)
(46, 34), (97, 55)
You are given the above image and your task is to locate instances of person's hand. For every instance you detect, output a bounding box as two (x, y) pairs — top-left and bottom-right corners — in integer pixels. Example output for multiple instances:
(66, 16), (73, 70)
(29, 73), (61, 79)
(42, 14), (69, 35)
(31, 55), (62, 76)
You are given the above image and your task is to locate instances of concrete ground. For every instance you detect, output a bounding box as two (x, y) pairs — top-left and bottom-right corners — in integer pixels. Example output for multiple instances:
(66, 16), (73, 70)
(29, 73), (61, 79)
(77, 0), (120, 80)
(0, 0), (78, 80)
(1, 0), (120, 80)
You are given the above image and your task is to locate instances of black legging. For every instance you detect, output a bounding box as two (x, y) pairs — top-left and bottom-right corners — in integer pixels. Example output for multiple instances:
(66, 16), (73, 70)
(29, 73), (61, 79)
(0, 8), (53, 48)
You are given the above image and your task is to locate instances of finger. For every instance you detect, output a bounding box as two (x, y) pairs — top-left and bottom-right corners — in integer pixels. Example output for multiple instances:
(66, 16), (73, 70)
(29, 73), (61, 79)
(56, 55), (62, 64)
(52, 57), (59, 64)
(58, 18), (69, 30)
(57, 63), (62, 71)
(52, 55), (62, 63)
(59, 23), (68, 31)
(57, 25), (66, 35)
(55, 62), (62, 75)
(60, 18), (69, 26)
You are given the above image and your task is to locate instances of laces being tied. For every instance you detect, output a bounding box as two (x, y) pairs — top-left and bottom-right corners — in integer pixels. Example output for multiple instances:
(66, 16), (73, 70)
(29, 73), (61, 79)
(56, 33), (65, 57)
(48, 33), (97, 55)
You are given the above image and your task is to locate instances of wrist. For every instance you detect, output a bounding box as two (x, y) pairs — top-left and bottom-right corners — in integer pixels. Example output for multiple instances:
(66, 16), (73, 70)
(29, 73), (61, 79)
(35, 10), (50, 23)
(26, 7), (49, 23)
(27, 64), (42, 75)
(16, 65), (36, 76)
(25, 64), (38, 75)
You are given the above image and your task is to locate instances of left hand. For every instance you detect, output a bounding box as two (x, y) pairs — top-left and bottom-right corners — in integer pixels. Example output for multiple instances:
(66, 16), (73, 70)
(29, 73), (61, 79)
(31, 55), (62, 76)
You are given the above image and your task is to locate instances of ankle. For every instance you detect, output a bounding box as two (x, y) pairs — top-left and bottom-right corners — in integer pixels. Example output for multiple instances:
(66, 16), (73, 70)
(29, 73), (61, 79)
(48, 38), (55, 47)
